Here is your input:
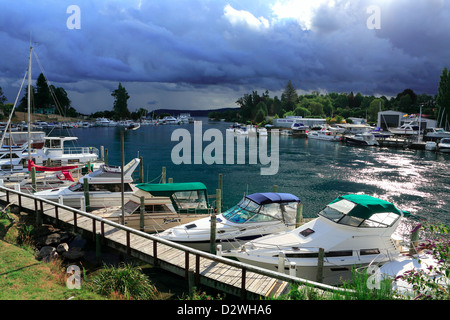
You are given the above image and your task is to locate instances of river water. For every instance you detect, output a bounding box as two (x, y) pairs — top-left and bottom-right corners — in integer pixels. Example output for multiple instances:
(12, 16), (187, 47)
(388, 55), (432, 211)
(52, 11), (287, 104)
(50, 118), (450, 226)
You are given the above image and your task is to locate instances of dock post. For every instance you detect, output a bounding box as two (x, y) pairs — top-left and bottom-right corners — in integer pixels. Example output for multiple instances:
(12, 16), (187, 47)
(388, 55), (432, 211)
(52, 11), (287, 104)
(316, 248), (325, 283)
(139, 156), (143, 183)
(218, 174), (223, 210)
(296, 202), (304, 227)
(168, 178), (173, 184)
(31, 167), (37, 193)
(96, 232), (101, 266)
(83, 179), (90, 211)
(273, 185), (278, 192)
(162, 167), (166, 184)
(100, 146), (104, 161)
(210, 188), (220, 254)
(289, 262), (296, 277)
(104, 148), (108, 165)
(409, 224), (421, 255)
(140, 196), (145, 232)
(277, 252), (285, 273)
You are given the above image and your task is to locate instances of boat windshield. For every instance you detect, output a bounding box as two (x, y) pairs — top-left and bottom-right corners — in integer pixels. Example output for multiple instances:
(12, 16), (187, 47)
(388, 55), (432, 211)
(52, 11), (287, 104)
(222, 197), (296, 224)
(319, 199), (399, 228)
(172, 190), (208, 209)
(68, 182), (83, 192)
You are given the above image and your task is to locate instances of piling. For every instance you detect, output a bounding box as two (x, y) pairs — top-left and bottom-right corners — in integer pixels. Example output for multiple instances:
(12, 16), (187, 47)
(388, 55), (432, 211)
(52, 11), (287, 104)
(210, 188), (221, 254)
(316, 248), (325, 283)
(296, 202), (304, 227)
(168, 178), (173, 184)
(162, 167), (166, 184)
(273, 185), (278, 192)
(31, 167), (36, 193)
(139, 156), (143, 183)
(96, 232), (101, 266)
(104, 148), (108, 165)
(83, 179), (90, 211)
(409, 224), (421, 255)
(140, 196), (145, 232)
(218, 174), (223, 210)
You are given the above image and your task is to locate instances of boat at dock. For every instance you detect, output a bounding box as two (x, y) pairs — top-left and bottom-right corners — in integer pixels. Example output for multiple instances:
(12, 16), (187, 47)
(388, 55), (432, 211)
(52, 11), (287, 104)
(291, 123), (308, 137)
(424, 127), (450, 141)
(345, 132), (379, 146)
(307, 129), (341, 141)
(388, 122), (420, 136)
(438, 138), (450, 153)
(93, 182), (213, 233)
(156, 192), (302, 251)
(33, 158), (140, 209)
(224, 194), (409, 285)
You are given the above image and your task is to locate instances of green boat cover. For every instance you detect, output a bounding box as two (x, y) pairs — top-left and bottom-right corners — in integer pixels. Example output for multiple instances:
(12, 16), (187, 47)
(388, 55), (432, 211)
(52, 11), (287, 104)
(136, 182), (208, 197)
(329, 194), (409, 220)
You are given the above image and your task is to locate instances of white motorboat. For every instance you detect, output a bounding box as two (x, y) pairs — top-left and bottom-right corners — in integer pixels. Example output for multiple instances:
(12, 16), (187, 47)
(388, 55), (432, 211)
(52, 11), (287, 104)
(307, 129), (341, 141)
(438, 138), (450, 153)
(388, 122), (420, 135)
(32, 136), (99, 166)
(280, 130), (292, 136)
(424, 128), (450, 140)
(34, 158), (140, 209)
(291, 123), (308, 136)
(235, 126), (248, 135)
(345, 133), (379, 146)
(224, 194), (408, 285)
(157, 192), (302, 251)
(257, 128), (268, 136)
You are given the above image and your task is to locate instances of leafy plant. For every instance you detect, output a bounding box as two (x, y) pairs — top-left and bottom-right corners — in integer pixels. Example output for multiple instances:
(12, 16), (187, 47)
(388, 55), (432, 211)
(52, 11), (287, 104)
(89, 262), (159, 300)
(395, 223), (450, 300)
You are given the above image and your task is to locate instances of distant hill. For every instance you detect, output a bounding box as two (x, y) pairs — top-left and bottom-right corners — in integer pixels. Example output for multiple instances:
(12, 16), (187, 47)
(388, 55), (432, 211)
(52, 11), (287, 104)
(151, 108), (239, 117)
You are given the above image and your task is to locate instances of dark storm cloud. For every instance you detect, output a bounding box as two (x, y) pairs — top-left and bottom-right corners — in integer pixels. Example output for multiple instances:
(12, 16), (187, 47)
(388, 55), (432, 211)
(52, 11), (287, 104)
(0, 0), (449, 112)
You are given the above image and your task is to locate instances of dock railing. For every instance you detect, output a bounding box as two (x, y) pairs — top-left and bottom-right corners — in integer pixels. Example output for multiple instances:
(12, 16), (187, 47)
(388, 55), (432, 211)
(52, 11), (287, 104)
(0, 185), (355, 298)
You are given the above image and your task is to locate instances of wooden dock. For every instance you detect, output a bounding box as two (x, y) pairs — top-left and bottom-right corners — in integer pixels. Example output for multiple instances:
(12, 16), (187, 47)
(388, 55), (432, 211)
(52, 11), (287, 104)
(0, 186), (350, 299)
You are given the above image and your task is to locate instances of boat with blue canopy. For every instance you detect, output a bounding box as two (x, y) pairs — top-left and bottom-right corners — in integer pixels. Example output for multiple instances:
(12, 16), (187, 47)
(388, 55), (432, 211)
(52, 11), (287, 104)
(157, 192), (302, 251)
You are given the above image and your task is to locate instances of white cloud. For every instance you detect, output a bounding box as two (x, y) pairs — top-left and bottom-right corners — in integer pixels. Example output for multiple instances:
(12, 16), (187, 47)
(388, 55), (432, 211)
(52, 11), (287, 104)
(223, 4), (270, 31)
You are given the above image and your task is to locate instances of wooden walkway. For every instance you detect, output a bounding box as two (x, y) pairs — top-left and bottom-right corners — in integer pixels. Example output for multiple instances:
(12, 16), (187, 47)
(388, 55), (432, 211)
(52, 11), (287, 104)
(0, 186), (348, 299)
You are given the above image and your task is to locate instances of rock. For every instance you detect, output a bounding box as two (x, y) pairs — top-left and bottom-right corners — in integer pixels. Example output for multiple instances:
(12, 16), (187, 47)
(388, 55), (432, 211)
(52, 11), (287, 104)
(62, 247), (85, 261)
(38, 246), (57, 261)
(57, 243), (69, 254)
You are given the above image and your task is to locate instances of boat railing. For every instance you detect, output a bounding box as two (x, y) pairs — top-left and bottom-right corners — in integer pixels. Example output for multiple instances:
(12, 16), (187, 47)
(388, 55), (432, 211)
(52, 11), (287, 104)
(63, 146), (99, 155)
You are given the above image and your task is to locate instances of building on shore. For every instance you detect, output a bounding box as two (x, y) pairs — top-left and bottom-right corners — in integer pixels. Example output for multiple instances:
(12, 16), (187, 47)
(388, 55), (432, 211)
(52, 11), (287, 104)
(272, 116), (326, 128)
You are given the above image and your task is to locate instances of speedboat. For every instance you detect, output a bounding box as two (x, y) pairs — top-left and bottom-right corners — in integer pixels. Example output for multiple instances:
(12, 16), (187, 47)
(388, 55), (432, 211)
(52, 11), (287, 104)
(224, 194), (408, 285)
(235, 126), (248, 135)
(34, 158), (141, 209)
(307, 129), (341, 141)
(389, 122), (420, 136)
(157, 192), (302, 251)
(291, 123), (308, 136)
(424, 128), (450, 141)
(438, 138), (450, 153)
(345, 133), (379, 146)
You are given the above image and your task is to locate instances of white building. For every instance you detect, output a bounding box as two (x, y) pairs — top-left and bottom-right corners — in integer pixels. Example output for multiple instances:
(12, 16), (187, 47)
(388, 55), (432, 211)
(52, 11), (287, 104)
(273, 116), (326, 128)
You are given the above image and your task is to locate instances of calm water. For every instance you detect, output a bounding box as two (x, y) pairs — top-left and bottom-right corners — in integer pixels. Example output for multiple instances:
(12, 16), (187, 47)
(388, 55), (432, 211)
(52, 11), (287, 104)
(50, 118), (450, 226)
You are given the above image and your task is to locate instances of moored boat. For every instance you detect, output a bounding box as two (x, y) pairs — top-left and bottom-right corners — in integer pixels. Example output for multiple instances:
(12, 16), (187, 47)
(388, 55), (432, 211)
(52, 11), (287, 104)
(156, 192), (302, 251)
(224, 194), (409, 285)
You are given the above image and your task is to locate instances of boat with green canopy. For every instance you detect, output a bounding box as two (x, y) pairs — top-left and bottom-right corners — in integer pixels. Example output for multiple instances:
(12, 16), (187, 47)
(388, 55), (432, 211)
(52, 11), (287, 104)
(224, 194), (409, 285)
(136, 182), (212, 214)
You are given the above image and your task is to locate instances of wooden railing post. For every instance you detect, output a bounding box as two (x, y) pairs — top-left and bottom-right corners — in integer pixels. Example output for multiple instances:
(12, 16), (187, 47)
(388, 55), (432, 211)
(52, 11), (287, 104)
(241, 268), (247, 300)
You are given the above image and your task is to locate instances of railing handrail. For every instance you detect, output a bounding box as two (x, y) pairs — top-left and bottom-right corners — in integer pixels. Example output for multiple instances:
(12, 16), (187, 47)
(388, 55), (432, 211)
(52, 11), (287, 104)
(0, 185), (354, 295)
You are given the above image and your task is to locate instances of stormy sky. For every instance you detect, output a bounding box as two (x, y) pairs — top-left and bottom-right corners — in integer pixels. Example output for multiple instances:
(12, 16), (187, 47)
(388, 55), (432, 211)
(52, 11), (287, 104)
(0, 0), (449, 115)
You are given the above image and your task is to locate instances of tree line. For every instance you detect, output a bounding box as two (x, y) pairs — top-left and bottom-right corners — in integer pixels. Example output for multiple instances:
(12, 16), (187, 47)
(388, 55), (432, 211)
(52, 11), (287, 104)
(0, 78), (149, 121)
(211, 68), (450, 127)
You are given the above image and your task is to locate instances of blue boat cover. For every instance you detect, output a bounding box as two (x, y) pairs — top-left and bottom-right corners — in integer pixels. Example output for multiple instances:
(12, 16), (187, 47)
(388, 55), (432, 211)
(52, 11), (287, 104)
(246, 192), (300, 205)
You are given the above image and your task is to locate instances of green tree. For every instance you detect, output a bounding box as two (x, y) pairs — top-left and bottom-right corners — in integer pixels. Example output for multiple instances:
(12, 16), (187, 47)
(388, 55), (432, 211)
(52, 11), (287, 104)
(0, 87), (7, 105)
(35, 73), (53, 111)
(309, 101), (323, 116)
(436, 67), (450, 127)
(368, 98), (384, 122)
(281, 80), (298, 112)
(111, 83), (130, 119)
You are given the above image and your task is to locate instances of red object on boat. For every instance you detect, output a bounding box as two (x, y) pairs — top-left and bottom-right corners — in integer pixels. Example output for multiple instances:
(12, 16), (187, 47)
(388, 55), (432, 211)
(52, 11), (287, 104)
(28, 160), (79, 172)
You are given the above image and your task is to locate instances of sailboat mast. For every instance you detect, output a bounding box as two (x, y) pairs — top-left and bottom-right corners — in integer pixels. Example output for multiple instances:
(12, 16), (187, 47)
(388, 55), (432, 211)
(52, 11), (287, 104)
(27, 45), (32, 160)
